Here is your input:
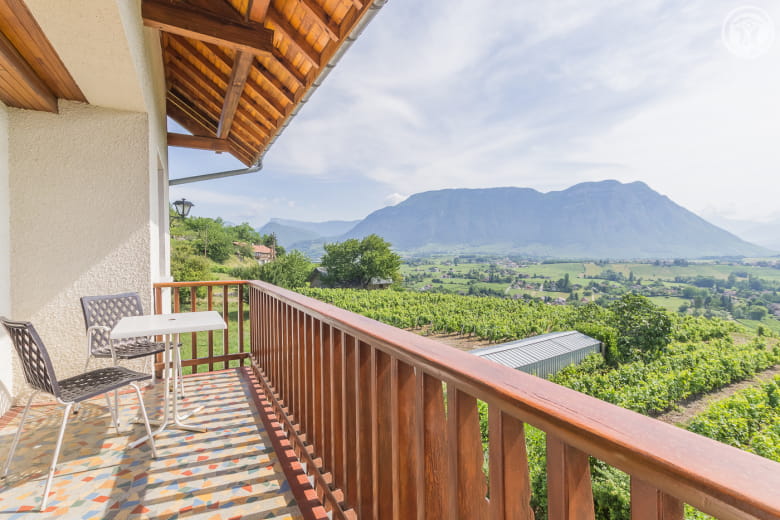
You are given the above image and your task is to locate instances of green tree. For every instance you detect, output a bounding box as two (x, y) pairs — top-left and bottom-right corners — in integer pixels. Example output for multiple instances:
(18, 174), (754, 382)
(234, 251), (313, 289)
(748, 306), (768, 321)
(171, 241), (210, 282)
(609, 294), (672, 362)
(320, 235), (401, 288)
(232, 222), (263, 244)
(189, 217), (233, 263)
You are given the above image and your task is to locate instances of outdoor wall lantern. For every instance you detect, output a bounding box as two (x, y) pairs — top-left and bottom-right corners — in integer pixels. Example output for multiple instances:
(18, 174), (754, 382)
(173, 198), (194, 218)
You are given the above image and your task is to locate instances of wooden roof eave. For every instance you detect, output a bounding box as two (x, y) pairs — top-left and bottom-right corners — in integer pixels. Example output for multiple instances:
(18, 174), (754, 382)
(154, 0), (386, 167)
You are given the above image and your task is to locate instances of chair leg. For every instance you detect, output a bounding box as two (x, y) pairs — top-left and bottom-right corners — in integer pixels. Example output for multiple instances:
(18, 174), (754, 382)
(40, 402), (73, 511)
(104, 392), (119, 432)
(130, 382), (158, 458)
(2, 392), (36, 478)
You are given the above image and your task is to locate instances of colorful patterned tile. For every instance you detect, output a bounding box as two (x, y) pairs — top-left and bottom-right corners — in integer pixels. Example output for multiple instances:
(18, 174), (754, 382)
(0, 370), (307, 519)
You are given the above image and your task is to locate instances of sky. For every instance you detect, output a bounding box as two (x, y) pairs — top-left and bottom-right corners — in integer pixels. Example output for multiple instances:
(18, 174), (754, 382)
(169, 0), (780, 229)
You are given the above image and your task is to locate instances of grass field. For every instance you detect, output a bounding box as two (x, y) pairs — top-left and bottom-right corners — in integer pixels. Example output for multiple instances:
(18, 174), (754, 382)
(648, 296), (689, 312)
(736, 317), (780, 335)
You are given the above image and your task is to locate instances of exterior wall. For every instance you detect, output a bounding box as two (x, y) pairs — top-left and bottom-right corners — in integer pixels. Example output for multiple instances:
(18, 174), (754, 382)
(26, 0), (171, 290)
(116, 1), (171, 287)
(0, 101), (12, 414)
(7, 100), (151, 400)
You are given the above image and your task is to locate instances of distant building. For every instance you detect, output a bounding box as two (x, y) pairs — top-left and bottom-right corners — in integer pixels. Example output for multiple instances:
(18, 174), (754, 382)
(233, 241), (276, 264)
(471, 331), (601, 379)
(253, 244), (275, 264)
(366, 277), (393, 290)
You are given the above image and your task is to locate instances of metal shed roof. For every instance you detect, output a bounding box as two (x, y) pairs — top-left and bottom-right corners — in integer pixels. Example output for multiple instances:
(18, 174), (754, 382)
(471, 331), (601, 370)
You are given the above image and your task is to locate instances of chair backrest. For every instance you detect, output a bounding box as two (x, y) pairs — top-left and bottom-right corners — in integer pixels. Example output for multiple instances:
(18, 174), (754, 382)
(81, 292), (145, 354)
(1, 317), (60, 397)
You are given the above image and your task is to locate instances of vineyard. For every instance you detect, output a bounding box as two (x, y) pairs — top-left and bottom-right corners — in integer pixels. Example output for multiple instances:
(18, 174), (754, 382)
(552, 339), (780, 415)
(298, 288), (780, 519)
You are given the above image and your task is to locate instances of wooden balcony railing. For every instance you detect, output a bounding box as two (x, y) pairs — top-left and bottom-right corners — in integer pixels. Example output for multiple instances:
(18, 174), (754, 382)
(152, 281), (250, 373)
(247, 280), (780, 520)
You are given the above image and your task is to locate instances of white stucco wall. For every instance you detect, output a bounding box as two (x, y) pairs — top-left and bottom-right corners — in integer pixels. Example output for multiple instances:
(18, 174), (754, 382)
(8, 100), (151, 399)
(0, 101), (12, 415)
(27, 0), (171, 287)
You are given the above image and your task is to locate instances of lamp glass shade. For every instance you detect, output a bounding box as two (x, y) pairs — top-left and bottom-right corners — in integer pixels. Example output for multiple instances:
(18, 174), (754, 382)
(173, 198), (193, 218)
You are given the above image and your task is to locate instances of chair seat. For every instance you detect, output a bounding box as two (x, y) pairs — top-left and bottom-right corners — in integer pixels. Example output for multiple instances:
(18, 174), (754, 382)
(92, 338), (176, 359)
(58, 367), (152, 403)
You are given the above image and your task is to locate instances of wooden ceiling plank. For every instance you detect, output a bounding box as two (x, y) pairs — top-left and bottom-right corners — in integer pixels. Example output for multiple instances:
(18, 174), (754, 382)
(244, 76), (286, 117)
(0, 0), (85, 102)
(172, 74), (272, 139)
(168, 132), (231, 152)
(168, 40), (276, 137)
(0, 30), (57, 112)
(253, 60), (295, 104)
(168, 56), (224, 102)
(217, 51), (255, 139)
(298, 0), (340, 41)
(171, 79), (224, 123)
(271, 47), (309, 85)
(167, 93), (217, 135)
(169, 36), (229, 88)
(195, 42), (285, 118)
(265, 7), (321, 66)
(238, 87), (280, 126)
(201, 40), (298, 111)
(170, 45), (277, 133)
(142, 0), (274, 56)
(168, 95), (254, 165)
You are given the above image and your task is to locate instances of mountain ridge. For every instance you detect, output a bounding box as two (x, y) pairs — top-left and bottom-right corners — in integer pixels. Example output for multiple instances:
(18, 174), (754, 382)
(334, 180), (769, 258)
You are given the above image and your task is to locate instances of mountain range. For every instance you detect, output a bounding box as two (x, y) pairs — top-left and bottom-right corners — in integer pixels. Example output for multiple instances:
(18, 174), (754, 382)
(259, 180), (771, 259)
(258, 218), (360, 248)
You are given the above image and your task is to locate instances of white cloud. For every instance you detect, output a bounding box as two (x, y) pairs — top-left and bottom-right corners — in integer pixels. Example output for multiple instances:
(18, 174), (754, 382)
(384, 193), (408, 205)
(174, 0), (780, 225)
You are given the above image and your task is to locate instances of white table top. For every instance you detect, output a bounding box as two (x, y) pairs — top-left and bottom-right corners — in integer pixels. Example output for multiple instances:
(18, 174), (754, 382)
(111, 311), (227, 339)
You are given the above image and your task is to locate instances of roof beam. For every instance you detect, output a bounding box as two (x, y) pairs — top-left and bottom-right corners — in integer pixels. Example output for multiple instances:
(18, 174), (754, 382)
(201, 43), (287, 118)
(248, 0), (271, 22)
(217, 51), (254, 139)
(0, 30), (57, 112)
(298, 0), (340, 41)
(265, 8), (321, 66)
(142, 0), (274, 56)
(168, 132), (231, 152)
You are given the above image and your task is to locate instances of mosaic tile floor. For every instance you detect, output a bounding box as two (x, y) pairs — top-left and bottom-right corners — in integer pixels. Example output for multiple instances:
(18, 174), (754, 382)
(0, 368), (308, 519)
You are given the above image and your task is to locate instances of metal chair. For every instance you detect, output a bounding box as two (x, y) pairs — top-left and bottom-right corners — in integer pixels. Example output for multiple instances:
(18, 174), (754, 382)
(1, 317), (158, 511)
(80, 292), (184, 397)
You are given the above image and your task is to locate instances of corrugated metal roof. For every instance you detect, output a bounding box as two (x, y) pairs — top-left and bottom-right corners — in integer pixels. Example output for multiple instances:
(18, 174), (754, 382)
(471, 331), (601, 370)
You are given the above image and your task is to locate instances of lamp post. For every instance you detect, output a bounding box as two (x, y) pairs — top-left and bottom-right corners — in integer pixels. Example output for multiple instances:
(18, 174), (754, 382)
(173, 198), (193, 218)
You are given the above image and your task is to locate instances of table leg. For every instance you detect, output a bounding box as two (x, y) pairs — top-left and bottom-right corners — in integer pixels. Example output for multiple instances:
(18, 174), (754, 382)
(129, 334), (172, 448)
(170, 332), (206, 432)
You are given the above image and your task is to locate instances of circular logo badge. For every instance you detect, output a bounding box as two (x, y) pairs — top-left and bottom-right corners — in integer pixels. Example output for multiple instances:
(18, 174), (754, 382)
(722, 6), (776, 59)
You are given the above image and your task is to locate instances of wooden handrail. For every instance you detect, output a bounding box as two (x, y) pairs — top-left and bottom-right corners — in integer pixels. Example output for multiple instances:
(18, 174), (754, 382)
(152, 280), (249, 374)
(247, 280), (780, 520)
(153, 280), (248, 288)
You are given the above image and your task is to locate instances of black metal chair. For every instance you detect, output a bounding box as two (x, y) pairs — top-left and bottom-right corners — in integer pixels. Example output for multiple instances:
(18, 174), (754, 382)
(80, 292), (184, 397)
(0, 317), (158, 511)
